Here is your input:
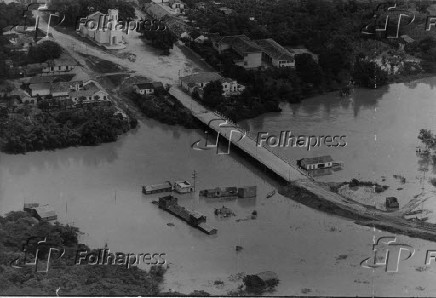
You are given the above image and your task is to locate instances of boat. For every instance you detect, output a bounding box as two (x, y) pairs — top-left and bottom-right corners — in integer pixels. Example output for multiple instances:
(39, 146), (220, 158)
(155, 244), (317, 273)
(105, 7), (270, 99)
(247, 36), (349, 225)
(266, 190), (276, 198)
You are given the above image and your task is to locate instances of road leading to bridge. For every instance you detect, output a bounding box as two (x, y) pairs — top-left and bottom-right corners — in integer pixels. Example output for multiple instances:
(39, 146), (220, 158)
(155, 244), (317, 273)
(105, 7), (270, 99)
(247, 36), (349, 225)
(169, 86), (436, 242)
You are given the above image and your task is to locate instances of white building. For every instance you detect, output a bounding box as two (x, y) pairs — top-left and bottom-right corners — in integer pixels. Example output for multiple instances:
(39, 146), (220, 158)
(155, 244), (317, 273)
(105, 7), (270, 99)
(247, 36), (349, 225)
(77, 9), (125, 49)
(174, 181), (194, 193)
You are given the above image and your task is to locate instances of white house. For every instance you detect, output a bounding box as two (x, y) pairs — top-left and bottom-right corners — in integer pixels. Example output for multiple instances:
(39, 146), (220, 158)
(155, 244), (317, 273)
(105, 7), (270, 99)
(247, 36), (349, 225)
(168, 0), (185, 12)
(173, 181), (194, 193)
(42, 54), (77, 74)
(134, 82), (156, 96)
(300, 156), (333, 170)
(69, 83), (109, 104)
(77, 9), (125, 49)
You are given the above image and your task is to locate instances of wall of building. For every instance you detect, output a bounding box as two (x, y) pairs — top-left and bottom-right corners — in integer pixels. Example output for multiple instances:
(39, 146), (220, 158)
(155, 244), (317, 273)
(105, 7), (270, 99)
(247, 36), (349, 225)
(244, 52), (262, 69)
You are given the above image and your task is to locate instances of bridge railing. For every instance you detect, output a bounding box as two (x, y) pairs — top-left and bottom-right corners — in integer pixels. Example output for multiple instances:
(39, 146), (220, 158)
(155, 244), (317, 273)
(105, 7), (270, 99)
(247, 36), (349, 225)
(210, 111), (310, 179)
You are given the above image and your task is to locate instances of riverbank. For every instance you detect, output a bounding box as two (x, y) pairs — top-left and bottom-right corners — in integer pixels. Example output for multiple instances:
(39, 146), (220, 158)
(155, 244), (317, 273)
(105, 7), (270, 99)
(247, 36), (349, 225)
(0, 211), (166, 296)
(0, 104), (138, 154)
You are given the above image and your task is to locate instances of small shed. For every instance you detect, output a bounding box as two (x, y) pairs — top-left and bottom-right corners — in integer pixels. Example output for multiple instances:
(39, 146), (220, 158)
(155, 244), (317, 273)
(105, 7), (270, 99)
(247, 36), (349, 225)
(300, 156), (334, 170)
(386, 197), (399, 209)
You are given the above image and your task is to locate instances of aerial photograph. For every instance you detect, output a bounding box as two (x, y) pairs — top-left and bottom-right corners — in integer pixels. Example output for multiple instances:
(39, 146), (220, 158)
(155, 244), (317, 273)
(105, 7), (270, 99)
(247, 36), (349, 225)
(0, 0), (436, 296)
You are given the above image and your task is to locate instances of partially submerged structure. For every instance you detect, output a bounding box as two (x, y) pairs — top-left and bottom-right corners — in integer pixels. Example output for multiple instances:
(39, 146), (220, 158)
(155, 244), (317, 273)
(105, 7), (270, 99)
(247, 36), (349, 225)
(386, 197), (399, 210)
(157, 195), (217, 234)
(143, 181), (173, 194)
(299, 156), (334, 170)
(23, 203), (57, 221)
(200, 186), (257, 198)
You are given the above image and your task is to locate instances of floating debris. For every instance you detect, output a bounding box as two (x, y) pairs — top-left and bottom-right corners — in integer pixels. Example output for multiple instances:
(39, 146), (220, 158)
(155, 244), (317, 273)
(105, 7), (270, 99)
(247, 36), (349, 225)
(215, 206), (235, 218)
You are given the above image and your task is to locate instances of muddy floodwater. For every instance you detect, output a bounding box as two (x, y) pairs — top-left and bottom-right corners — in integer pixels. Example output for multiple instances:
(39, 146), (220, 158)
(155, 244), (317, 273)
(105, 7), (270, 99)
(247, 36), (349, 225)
(1, 79), (436, 295)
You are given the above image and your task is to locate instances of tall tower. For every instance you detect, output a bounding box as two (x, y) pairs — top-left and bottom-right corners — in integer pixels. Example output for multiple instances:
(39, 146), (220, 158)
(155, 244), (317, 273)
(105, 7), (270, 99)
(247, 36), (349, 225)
(108, 9), (119, 22)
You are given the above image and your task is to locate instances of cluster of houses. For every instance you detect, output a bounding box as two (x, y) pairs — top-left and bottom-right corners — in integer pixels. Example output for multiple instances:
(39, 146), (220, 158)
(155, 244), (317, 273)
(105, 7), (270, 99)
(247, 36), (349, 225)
(210, 34), (318, 70)
(179, 72), (245, 98)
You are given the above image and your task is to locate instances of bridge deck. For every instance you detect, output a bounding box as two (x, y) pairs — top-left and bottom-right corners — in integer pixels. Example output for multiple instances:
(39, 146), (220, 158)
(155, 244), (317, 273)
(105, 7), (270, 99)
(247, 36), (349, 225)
(170, 87), (309, 182)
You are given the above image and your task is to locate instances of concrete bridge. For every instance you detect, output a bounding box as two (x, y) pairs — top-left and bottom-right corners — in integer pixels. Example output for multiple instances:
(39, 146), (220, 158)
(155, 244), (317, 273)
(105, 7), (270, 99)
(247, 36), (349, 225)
(169, 87), (310, 182)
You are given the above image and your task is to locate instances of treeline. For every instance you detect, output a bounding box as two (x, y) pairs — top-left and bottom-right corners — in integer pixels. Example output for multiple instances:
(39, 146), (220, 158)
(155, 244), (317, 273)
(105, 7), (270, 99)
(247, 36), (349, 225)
(140, 30), (177, 55)
(0, 211), (165, 295)
(0, 105), (138, 154)
(129, 88), (198, 128)
(48, 0), (136, 27)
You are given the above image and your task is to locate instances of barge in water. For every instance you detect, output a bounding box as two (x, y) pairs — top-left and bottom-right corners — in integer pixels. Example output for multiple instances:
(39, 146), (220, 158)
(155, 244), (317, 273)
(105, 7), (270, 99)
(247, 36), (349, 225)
(157, 195), (217, 235)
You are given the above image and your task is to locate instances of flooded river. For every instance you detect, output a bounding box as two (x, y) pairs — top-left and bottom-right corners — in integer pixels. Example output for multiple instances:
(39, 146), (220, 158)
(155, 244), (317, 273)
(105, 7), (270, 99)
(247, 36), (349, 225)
(1, 79), (436, 295)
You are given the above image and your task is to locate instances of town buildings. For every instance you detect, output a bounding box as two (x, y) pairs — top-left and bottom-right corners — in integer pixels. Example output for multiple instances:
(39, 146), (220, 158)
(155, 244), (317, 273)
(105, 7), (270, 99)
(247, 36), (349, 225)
(180, 72), (245, 97)
(211, 35), (301, 69)
(211, 35), (263, 69)
(254, 38), (295, 68)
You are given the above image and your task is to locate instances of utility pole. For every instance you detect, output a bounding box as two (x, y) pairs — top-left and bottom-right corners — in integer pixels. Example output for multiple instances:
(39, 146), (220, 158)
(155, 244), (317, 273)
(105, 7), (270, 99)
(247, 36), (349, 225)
(192, 170), (197, 192)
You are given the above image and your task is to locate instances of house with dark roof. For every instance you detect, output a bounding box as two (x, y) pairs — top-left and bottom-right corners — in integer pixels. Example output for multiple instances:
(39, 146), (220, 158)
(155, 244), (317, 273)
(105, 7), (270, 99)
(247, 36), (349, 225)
(144, 3), (171, 20)
(299, 156), (334, 170)
(255, 38), (295, 68)
(134, 82), (157, 96)
(42, 53), (77, 74)
(211, 35), (263, 69)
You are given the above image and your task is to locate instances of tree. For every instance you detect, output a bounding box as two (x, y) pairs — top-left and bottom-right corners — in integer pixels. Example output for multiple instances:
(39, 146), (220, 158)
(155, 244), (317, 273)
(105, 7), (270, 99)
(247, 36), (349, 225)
(203, 80), (224, 108)
(295, 53), (323, 87)
(352, 58), (388, 88)
(28, 41), (62, 63)
(418, 129), (435, 150)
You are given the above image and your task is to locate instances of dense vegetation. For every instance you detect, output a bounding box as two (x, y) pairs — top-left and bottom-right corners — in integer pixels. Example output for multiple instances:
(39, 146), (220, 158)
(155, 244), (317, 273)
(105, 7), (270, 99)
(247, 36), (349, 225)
(0, 104), (138, 154)
(0, 211), (165, 295)
(418, 129), (436, 150)
(27, 40), (62, 63)
(129, 88), (198, 128)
